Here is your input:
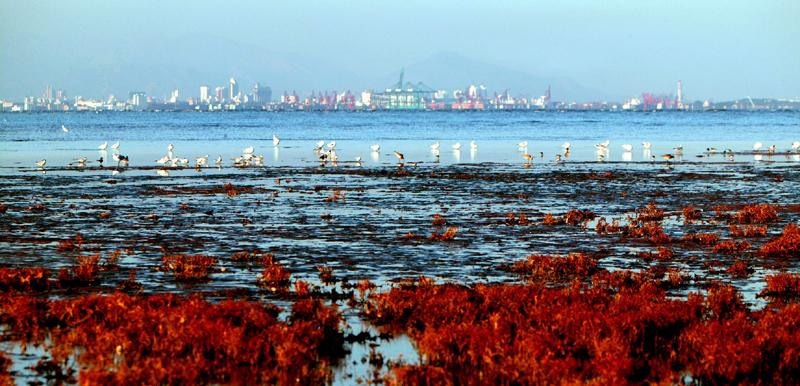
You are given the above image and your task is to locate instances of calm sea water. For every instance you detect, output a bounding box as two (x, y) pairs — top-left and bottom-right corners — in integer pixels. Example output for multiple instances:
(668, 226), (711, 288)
(1, 111), (798, 171)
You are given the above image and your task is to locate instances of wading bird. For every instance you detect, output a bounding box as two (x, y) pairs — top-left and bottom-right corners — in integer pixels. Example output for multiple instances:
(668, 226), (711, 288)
(430, 142), (440, 151)
(662, 154), (675, 162)
(111, 141), (120, 151)
(370, 144), (381, 152)
(394, 151), (404, 162)
(621, 144), (633, 152)
(518, 141), (528, 149)
(792, 141), (800, 151)
(753, 142), (763, 151)
(36, 159), (46, 168)
(452, 142), (461, 151)
(61, 124), (69, 133)
(470, 141), (478, 150)
(272, 134), (280, 146)
(98, 142), (108, 151)
(243, 146), (254, 154)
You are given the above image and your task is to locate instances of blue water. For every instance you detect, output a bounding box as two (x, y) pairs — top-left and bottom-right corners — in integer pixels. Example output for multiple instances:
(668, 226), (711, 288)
(1, 111), (798, 172)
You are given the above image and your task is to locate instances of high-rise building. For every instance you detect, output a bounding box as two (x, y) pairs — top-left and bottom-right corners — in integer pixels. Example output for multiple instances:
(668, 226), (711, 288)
(45, 85), (53, 101)
(229, 78), (238, 101)
(168, 89), (179, 104)
(253, 82), (272, 103)
(676, 80), (683, 110)
(215, 86), (224, 102)
(200, 85), (209, 103)
(129, 91), (146, 110)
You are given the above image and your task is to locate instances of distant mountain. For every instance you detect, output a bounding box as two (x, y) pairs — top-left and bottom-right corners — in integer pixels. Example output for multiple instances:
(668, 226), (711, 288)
(375, 51), (609, 102)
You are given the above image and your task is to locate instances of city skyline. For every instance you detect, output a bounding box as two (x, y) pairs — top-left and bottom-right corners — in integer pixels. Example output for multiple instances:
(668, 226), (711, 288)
(1, 1), (798, 102)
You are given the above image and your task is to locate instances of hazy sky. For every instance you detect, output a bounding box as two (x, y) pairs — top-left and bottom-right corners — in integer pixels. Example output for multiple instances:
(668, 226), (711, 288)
(1, 0), (798, 101)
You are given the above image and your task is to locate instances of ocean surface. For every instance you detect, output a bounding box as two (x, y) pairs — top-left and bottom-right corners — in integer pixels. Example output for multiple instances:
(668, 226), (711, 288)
(1, 110), (799, 171)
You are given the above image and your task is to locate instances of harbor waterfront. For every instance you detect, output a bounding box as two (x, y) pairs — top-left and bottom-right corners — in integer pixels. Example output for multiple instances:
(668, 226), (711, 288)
(1, 110), (799, 383)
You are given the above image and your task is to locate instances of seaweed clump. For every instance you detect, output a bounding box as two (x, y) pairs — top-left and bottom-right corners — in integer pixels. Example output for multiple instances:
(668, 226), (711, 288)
(0, 293), (344, 384)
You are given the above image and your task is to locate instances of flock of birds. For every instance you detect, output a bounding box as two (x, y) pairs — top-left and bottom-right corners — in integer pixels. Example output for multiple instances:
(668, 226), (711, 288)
(35, 126), (800, 174)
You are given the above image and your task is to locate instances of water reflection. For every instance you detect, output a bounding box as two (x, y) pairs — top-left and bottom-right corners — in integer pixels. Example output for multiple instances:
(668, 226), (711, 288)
(272, 147), (280, 162)
(622, 152), (632, 162)
(453, 149), (461, 162)
(370, 151), (380, 163)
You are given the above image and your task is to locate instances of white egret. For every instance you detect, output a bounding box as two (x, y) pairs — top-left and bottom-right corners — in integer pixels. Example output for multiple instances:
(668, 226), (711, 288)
(61, 125), (69, 133)
(98, 142), (108, 151)
(111, 141), (120, 151)
(273, 134), (280, 146)
(430, 142), (440, 151)
(452, 142), (461, 151)
(470, 141), (478, 150)
(370, 144), (381, 152)
(753, 142), (763, 151)
(36, 159), (47, 167)
(621, 144), (633, 152)
(243, 146), (254, 154)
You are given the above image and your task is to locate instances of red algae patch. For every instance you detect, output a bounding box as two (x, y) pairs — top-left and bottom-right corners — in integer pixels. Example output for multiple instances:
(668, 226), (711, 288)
(758, 273), (800, 299)
(366, 280), (800, 385)
(682, 232), (720, 246)
(0, 267), (50, 292)
(733, 203), (779, 224)
(429, 227), (458, 241)
(0, 293), (344, 385)
(759, 223), (800, 258)
(730, 225), (768, 238)
(713, 239), (751, 255)
(509, 253), (598, 282)
(161, 254), (217, 281)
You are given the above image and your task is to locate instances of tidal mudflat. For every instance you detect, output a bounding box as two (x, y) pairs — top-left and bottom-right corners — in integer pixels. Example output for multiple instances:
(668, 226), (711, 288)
(1, 158), (799, 384)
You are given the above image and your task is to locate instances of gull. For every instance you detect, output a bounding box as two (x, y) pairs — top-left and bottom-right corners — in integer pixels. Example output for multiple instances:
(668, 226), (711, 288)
(518, 141), (528, 149)
(594, 140), (609, 150)
(470, 141), (478, 150)
(61, 124), (69, 133)
(215, 155), (222, 167)
(355, 156), (362, 163)
(167, 143), (174, 153)
(74, 157), (87, 167)
(156, 155), (170, 165)
(98, 142), (108, 151)
(36, 159), (47, 168)
(370, 144), (381, 152)
(273, 134), (280, 146)
(555, 154), (562, 163)
(706, 147), (718, 154)
(394, 151), (405, 161)
(792, 141), (800, 151)
(452, 142), (461, 151)
(430, 142), (440, 151)
(621, 144), (633, 152)
(254, 155), (265, 166)
(642, 141), (652, 150)
(112, 170), (120, 176)
(195, 155), (208, 168)
(767, 145), (776, 154)
(316, 140), (326, 150)
(523, 153), (533, 163)
(243, 146), (254, 154)
(327, 141), (336, 149)
(111, 141), (120, 151)
(753, 142), (763, 151)
(561, 142), (570, 151)
(673, 146), (684, 155)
